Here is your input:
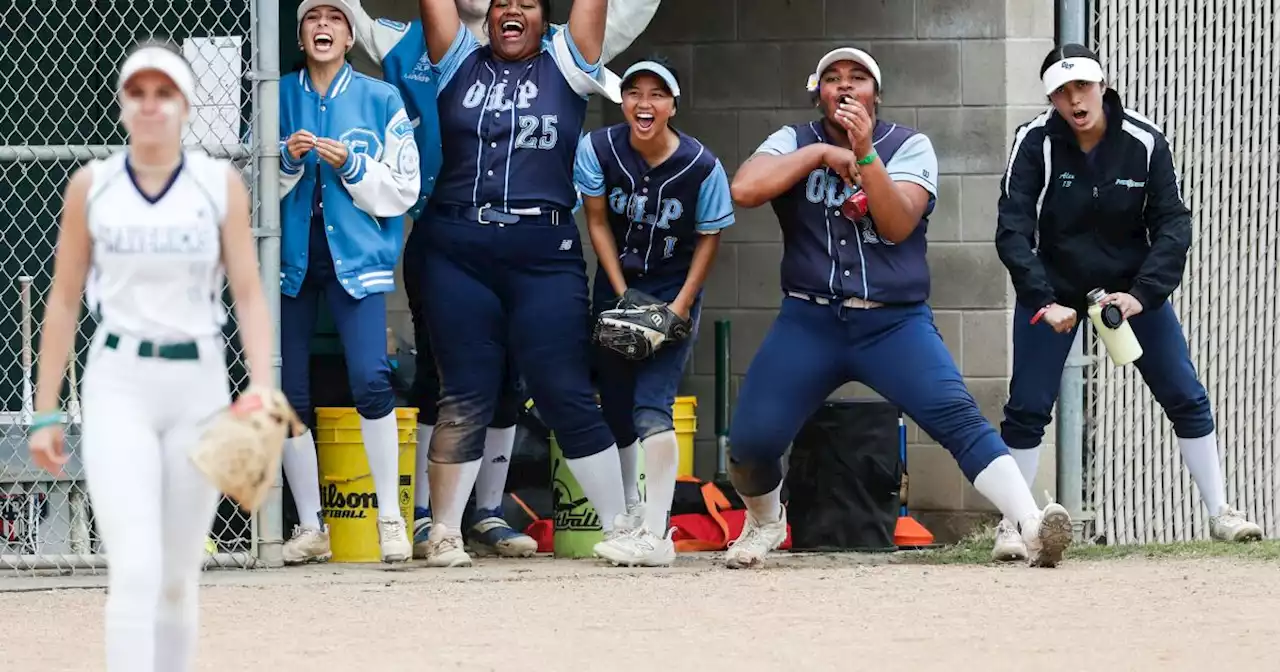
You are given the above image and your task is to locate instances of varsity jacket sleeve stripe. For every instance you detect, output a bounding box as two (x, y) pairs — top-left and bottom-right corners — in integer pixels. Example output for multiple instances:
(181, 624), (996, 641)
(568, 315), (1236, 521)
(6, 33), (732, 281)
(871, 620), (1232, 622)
(278, 141), (305, 197)
(995, 114), (1059, 310)
(341, 100), (421, 218)
(1129, 129), (1192, 309)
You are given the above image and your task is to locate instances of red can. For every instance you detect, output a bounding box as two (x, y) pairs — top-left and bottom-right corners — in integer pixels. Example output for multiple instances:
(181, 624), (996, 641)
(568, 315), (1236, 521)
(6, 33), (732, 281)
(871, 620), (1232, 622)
(842, 190), (869, 220)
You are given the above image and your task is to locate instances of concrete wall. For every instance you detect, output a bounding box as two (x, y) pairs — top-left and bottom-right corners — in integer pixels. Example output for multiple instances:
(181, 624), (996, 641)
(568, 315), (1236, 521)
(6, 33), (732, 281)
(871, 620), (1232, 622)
(355, 0), (1058, 534)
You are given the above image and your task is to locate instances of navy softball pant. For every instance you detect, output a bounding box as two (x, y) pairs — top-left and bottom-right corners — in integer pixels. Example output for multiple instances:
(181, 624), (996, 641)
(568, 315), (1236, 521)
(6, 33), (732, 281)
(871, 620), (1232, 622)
(280, 271), (396, 429)
(592, 281), (701, 448)
(402, 220), (521, 429)
(1001, 300), (1214, 449)
(728, 297), (1007, 496)
(418, 206), (614, 464)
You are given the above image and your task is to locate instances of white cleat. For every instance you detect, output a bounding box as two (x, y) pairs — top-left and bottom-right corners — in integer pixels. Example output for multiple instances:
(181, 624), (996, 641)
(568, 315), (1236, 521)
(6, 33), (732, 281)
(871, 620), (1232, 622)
(594, 506), (676, 568)
(282, 525), (332, 565)
(378, 516), (412, 564)
(991, 519), (1028, 562)
(423, 523), (473, 568)
(592, 507), (647, 563)
(723, 506), (788, 569)
(1024, 502), (1072, 568)
(1210, 506), (1263, 542)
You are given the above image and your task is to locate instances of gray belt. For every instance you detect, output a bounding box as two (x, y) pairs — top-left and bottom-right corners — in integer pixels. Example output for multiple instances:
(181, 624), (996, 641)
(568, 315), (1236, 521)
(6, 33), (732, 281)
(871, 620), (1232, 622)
(787, 291), (884, 309)
(435, 203), (564, 226)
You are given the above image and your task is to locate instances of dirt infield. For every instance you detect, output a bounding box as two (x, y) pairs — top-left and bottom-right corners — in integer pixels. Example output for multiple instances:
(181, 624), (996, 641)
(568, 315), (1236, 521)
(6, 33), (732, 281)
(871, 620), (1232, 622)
(2, 552), (1277, 671)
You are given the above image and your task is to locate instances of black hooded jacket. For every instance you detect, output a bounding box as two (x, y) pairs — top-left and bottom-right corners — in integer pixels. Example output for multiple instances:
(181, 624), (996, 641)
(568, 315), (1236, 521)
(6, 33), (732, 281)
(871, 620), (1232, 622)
(995, 89), (1192, 313)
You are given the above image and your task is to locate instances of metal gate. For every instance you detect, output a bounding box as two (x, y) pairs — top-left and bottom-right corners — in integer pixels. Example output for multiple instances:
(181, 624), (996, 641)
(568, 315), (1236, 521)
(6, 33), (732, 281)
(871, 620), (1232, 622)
(1083, 0), (1280, 543)
(0, 0), (283, 573)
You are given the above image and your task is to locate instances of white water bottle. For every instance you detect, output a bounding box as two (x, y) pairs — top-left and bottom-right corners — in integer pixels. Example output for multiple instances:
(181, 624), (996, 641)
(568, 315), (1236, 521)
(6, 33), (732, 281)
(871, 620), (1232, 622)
(1086, 288), (1143, 366)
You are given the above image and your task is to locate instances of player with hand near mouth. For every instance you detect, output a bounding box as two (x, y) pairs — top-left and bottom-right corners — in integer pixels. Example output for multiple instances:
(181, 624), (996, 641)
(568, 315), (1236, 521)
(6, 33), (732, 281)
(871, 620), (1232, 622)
(346, 0), (659, 560)
(724, 47), (1074, 570)
(575, 58), (735, 566)
(277, 0), (422, 565)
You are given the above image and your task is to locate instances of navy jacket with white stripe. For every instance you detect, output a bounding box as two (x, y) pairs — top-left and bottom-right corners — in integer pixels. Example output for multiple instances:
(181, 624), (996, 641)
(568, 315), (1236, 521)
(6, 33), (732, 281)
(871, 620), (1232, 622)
(995, 88), (1192, 313)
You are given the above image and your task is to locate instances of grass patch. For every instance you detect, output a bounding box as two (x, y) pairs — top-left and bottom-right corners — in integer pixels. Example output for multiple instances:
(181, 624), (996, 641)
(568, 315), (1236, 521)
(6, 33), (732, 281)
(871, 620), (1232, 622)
(895, 527), (1280, 565)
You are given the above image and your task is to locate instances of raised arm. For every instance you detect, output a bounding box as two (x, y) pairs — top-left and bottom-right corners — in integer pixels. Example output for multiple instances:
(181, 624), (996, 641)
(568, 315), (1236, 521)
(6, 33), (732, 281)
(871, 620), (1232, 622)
(600, 0), (660, 65)
(420, 0), (461, 64)
(1129, 135), (1192, 310)
(730, 126), (829, 208)
(350, 1), (413, 64)
(994, 123), (1058, 310)
(568, 0), (608, 66)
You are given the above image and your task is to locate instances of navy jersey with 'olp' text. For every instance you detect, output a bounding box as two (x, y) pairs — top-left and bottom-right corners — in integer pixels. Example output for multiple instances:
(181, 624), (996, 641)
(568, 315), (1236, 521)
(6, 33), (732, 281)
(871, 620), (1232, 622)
(430, 25), (605, 213)
(574, 123), (734, 288)
(756, 120), (939, 304)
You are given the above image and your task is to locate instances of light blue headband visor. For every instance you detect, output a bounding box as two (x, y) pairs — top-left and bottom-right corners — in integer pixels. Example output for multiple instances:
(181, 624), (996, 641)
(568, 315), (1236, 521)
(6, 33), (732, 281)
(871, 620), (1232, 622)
(620, 60), (681, 98)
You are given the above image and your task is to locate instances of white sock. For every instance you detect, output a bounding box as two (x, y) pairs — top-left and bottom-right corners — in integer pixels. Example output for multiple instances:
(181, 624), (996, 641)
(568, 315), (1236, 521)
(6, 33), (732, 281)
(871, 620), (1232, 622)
(742, 483), (783, 524)
(474, 426), (517, 512)
(618, 440), (642, 509)
(565, 445), (627, 532)
(640, 431), (679, 535)
(1010, 445), (1040, 489)
(972, 455), (1041, 531)
(1178, 432), (1228, 515)
(1004, 445), (1041, 523)
(428, 458), (483, 533)
(360, 412), (404, 520)
(414, 423), (434, 512)
(282, 430), (324, 529)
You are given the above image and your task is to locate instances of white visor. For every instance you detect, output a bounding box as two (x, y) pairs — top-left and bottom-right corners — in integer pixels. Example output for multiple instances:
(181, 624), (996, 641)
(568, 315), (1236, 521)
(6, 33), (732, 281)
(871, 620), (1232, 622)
(297, 0), (358, 45)
(118, 46), (196, 105)
(806, 47), (882, 93)
(1041, 57), (1104, 95)
(621, 60), (681, 98)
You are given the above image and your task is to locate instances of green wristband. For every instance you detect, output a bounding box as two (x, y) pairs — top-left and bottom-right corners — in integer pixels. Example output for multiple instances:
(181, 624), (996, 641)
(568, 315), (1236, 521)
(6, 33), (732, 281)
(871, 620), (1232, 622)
(857, 151), (878, 166)
(29, 410), (65, 433)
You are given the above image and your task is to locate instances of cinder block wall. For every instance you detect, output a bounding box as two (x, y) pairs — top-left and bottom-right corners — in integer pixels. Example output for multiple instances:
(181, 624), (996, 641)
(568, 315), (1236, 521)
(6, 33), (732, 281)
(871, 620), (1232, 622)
(355, 0), (1056, 534)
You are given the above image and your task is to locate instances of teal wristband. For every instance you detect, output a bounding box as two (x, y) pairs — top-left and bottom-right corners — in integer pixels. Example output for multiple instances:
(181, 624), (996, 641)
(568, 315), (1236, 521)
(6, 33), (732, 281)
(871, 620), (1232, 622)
(857, 151), (878, 166)
(29, 411), (65, 433)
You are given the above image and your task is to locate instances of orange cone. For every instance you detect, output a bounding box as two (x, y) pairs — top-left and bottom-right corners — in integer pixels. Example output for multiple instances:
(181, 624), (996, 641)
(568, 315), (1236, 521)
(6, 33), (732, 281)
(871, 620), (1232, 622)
(895, 515), (935, 547)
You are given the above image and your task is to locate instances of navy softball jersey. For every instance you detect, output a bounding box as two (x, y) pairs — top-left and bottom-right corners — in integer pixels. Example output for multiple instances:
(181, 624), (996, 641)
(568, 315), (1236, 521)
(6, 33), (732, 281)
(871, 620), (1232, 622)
(431, 25), (590, 212)
(417, 24), (615, 465)
(574, 122), (735, 298)
(574, 123), (735, 446)
(727, 119), (1011, 497)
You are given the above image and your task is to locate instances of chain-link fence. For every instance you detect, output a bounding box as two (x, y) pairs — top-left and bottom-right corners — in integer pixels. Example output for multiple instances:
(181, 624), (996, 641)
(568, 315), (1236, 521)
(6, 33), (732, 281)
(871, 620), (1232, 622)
(1083, 0), (1280, 544)
(0, 0), (279, 574)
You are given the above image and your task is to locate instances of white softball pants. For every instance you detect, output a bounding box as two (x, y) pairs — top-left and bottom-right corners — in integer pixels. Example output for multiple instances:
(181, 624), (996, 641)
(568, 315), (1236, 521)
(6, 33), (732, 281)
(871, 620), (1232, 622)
(80, 331), (229, 672)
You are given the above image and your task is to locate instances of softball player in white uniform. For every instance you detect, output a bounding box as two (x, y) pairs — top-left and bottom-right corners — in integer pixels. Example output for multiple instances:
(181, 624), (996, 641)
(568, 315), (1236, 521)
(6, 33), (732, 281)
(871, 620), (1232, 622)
(26, 41), (275, 672)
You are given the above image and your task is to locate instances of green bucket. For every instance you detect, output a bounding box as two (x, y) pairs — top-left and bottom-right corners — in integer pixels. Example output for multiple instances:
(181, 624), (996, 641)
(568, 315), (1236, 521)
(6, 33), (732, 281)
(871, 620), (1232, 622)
(550, 434), (645, 558)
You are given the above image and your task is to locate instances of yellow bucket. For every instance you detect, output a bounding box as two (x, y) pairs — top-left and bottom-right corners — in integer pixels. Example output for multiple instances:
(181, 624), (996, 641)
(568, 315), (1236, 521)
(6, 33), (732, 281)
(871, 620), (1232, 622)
(673, 396), (697, 477)
(313, 407), (418, 563)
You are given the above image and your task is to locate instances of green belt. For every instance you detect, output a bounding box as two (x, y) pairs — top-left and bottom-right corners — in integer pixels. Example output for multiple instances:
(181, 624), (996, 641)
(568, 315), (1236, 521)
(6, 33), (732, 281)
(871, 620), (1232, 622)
(104, 333), (200, 361)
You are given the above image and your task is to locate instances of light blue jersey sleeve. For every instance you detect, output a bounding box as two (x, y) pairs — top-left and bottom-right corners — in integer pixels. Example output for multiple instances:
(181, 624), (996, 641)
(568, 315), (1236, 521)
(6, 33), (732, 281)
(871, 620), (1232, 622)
(753, 126), (799, 157)
(884, 134), (939, 198)
(573, 135), (606, 197)
(557, 25), (603, 77)
(695, 159), (735, 233)
(431, 24), (481, 93)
